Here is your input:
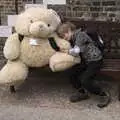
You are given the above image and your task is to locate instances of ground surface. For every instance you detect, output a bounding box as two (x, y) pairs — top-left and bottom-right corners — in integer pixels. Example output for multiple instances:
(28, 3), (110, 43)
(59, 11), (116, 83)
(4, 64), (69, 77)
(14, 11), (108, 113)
(0, 68), (119, 120)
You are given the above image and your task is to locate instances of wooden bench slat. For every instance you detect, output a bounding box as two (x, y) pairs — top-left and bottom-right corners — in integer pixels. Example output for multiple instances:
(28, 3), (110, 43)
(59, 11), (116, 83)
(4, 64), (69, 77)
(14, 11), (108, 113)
(102, 59), (120, 71)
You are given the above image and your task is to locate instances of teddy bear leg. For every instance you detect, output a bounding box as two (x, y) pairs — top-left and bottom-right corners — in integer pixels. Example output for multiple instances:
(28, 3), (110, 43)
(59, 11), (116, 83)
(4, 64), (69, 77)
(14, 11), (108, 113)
(0, 60), (28, 92)
(49, 52), (81, 72)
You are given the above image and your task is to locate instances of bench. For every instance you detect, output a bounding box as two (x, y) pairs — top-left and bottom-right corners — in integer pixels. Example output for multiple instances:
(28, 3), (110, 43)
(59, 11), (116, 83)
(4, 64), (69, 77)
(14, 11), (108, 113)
(64, 17), (120, 99)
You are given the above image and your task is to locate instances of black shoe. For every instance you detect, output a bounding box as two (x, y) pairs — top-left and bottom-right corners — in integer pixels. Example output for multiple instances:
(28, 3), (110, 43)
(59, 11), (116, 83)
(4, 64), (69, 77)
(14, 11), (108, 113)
(70, 89), (89, 103)
(97, 92), (111, 108)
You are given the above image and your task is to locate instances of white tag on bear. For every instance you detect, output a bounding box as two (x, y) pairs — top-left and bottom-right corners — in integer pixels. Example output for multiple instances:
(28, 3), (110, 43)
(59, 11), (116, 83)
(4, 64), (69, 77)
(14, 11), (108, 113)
(29, 38), (39, 46)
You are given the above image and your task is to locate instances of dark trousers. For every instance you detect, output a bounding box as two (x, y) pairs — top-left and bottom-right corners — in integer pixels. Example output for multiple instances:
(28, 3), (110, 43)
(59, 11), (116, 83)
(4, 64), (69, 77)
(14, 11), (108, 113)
(70, 60), (103, 95)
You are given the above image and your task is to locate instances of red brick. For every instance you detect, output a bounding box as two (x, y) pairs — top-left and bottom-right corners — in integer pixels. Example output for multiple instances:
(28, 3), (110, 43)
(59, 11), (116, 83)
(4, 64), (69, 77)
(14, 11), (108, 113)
(93, 2), (101, 6)
(102, 1), (116, 6)
(90, 7), (103, 12)
(91, 12), (99, 17)
(105, 7), (117, 11)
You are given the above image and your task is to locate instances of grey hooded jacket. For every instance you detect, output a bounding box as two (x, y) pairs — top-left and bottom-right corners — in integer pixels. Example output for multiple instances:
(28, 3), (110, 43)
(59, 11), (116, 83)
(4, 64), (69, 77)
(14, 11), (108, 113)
(69, 29), (103, 62)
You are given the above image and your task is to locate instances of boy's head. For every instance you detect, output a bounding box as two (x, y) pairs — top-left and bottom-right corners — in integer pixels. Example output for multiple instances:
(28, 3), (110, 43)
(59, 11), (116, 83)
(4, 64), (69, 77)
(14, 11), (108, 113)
(57, 22), (76, 41)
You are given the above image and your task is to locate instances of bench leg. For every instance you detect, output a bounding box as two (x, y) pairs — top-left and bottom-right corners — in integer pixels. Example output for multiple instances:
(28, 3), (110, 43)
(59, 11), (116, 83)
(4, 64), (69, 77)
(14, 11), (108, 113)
(118, 84), (120, 101)
(10, 85), (16, 93)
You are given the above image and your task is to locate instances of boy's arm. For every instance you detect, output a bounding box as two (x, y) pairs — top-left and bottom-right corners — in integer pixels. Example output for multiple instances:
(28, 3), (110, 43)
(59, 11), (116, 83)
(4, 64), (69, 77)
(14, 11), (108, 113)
(69, 31), (92, 57)
(75, 31), (92, 47)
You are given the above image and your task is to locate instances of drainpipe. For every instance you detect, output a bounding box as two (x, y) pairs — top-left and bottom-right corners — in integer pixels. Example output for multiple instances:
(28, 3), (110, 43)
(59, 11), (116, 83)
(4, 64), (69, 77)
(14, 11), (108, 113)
(15, 0), (18, 14)
(33, 0), (36, 4)
(0, 7), (1, 25)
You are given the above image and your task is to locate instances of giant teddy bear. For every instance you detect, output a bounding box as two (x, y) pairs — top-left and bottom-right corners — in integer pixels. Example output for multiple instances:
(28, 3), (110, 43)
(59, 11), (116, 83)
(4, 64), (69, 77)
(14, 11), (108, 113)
(0, 8), (80, 92)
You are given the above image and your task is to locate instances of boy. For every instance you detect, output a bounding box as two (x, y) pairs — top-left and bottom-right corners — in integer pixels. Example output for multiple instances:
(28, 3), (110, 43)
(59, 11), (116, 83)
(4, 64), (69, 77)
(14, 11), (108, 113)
(57, 22), (110, 108)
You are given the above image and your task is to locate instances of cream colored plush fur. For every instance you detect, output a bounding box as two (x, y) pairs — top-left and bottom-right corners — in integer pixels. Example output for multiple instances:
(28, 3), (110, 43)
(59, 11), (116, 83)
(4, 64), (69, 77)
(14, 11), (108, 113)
(0, 8), (80, 86)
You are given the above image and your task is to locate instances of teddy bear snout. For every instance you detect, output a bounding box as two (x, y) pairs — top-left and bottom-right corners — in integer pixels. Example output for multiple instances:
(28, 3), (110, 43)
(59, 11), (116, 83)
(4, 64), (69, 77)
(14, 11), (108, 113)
(39, 24), (44, 29)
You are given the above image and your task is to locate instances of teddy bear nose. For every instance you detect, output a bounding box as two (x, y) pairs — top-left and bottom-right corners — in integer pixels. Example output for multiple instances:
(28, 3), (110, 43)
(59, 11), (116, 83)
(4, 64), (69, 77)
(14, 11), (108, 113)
(39, 25), (43, 28)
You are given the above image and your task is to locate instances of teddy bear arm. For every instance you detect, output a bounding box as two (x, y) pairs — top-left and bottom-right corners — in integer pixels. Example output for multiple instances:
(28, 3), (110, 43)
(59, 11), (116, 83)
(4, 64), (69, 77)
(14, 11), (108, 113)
(49, 52), (81, 72)
(52, 34), (71, 53)
(58, 41), (71, 53)
(3, 33), (21, 60)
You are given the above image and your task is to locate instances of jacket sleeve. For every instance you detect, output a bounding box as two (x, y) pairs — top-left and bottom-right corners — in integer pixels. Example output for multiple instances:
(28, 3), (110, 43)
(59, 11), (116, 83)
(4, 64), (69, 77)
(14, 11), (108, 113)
(74, 32), (92, 52)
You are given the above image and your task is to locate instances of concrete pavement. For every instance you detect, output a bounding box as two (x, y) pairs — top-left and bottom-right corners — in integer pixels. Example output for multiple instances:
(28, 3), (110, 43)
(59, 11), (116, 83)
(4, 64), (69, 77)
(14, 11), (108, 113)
(0, 68), (119, 120)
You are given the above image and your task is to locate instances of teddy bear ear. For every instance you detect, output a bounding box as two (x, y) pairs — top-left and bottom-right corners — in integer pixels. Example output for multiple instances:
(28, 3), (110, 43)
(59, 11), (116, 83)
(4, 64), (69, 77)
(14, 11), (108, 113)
(49, 9), (58, 16)
(48, 9), (61, 24)
(15, 12), (32, 36)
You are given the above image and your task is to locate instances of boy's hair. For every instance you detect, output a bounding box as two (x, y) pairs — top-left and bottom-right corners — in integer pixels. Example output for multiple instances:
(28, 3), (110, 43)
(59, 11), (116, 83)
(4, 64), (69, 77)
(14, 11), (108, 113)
(57, 22), (76, 38)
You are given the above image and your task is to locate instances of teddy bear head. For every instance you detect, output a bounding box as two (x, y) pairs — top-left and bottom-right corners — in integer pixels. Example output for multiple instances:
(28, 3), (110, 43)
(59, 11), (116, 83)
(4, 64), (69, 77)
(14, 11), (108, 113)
(15, 7), (61, 38)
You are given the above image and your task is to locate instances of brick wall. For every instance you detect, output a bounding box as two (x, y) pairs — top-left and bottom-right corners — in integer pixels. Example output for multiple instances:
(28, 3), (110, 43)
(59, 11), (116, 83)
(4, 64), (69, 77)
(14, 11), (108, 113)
(49, 0), (120, 22)
(0, 37), (6, 67)
(0, 0), (120, 25)
(0, 0), (43, 25)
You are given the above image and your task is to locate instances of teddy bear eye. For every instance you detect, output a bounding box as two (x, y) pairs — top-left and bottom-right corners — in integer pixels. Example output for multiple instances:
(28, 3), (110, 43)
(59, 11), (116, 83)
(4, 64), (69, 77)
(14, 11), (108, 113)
(30, 20), (33, 23)
(48, 24), (50, 27)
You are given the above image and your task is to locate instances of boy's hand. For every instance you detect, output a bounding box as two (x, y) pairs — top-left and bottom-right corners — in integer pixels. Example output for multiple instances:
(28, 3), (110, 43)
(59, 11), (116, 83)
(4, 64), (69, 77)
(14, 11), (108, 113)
(68, 45), (80, 57)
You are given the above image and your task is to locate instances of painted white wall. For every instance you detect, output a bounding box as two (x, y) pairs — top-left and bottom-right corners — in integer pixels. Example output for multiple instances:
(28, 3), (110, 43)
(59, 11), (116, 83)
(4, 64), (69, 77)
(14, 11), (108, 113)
(43, 0), (66, 5)
(8, 15), (18, 27)
(0, 26), (12, 37)
(25, 4), (47, 9)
